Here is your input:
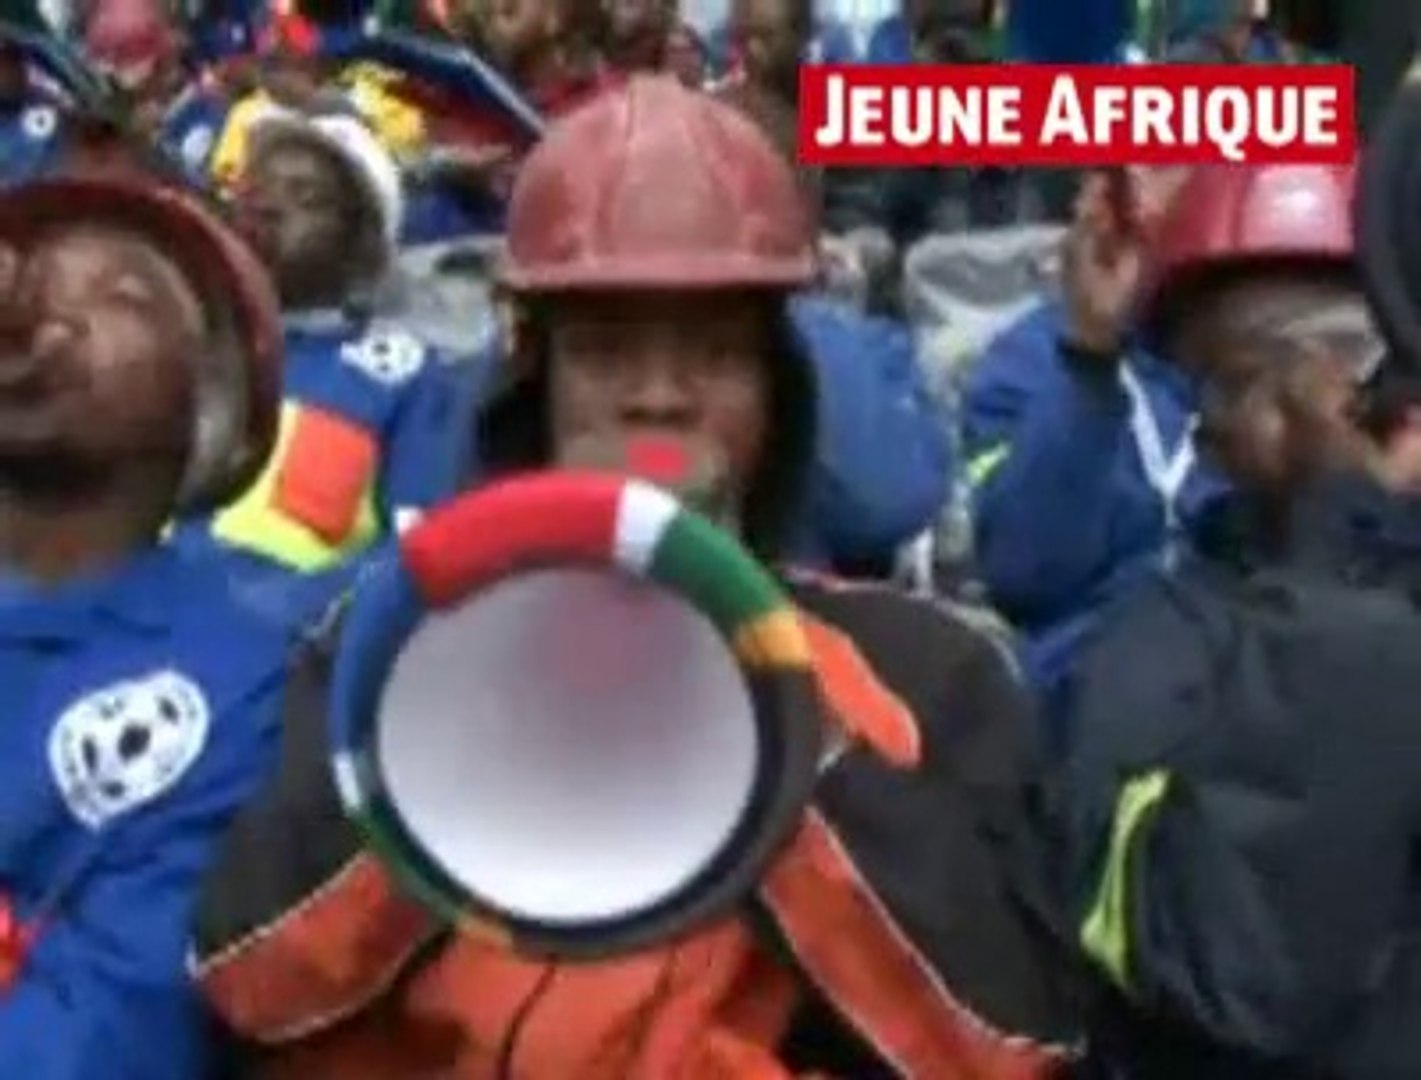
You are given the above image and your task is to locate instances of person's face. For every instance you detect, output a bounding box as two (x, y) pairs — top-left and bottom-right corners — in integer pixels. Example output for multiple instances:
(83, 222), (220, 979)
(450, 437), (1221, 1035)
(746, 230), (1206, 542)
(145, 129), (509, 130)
(733, 0), (804, 96)
(0, 223), (198, 467)
(1378, 411), (1421, 493)
(449, 0), (492, 49)
(546, 291), (773, 502)
(484, 0), (559, 67)
(258, 53), (330, 106)
(604, 0), (666, 42)
(665, 24), (707, 87)
(1216, 3), (1257, 61)
(235, 136), (355, 303)
(905, 0), (984, 38)
(1186, 280), (1378, 492)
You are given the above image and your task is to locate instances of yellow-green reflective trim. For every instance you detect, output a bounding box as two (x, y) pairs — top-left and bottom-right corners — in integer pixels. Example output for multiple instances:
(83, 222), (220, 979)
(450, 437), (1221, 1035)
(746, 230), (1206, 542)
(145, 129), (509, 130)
(209, 403), (381, 573)
(966, 444), (1011, 489)
(1080, 769), (1172, 991)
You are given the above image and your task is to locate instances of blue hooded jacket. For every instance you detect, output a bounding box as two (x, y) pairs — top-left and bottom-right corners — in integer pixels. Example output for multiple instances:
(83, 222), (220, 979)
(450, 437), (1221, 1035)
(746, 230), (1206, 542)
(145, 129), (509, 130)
(963, 300), (1225, 694)
(169, 315), (466, 626)
(786, 294), (952, 568)
(0, 547), (289, 1078)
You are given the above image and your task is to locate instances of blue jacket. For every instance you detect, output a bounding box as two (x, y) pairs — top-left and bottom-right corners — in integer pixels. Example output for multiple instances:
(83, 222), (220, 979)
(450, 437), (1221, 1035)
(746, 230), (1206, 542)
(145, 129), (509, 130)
(787, 294), (952, 568)
(171, 315), (464, 622)
(0, 103), (62, 188)
(0, 546), (289, 1078)
(864, 17), (914, 64)
(159, 86), (231, 188)
(400, 182), (507, 247)
(963, 301), (1223, 692)
(273, 317), (465, 524)
(1004, 0), (1133, 62)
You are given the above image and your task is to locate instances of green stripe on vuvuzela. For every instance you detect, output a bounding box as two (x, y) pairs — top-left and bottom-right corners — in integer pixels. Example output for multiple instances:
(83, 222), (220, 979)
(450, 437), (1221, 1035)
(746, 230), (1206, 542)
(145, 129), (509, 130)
(356, 786), (468, 928)
(1080, 769), (1172, 991)
(647, 510), (787, 635)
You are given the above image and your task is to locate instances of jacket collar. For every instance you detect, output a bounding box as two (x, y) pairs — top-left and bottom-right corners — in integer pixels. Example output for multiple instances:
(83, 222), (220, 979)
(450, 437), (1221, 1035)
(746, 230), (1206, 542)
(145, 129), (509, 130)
(283, 308), (353, 336)
(0, 545), (180, 642)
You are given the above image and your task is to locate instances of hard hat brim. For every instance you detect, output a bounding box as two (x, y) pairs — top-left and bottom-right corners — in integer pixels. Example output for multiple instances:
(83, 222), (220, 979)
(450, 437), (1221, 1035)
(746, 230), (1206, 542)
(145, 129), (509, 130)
(498, 253), (819, 294)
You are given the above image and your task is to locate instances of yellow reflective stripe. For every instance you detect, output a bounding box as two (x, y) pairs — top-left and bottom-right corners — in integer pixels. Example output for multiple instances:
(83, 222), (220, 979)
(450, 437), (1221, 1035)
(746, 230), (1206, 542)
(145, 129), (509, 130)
(1080, 768), (1172, 991)
(209, 92), (274, 192)
(966, 443), (1011, 489)
(209, 403), (381, 573)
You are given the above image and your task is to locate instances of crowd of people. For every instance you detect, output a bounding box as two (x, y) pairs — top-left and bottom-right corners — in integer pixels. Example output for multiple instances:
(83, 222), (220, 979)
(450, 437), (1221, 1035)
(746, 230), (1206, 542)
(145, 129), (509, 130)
(0, 0), (1413, 1077)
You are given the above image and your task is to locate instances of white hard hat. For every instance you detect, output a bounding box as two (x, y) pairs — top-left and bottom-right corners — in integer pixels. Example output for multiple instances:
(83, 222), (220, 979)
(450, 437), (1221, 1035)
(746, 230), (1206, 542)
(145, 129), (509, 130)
(246, 104), (405, 275)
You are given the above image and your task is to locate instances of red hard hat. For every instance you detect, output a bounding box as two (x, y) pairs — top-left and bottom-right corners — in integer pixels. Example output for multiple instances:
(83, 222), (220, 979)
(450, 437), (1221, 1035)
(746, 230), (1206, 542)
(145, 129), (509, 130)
(0, 164), (281, 513)
(500, 74), (817, 293)
(1139, 162), (1357, 334)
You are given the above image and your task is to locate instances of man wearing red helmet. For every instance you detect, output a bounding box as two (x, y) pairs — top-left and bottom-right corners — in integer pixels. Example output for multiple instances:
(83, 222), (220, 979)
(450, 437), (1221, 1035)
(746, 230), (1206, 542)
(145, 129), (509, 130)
(0, 129), (292, 1076)
(190, 76), (1080, 1078)
(1059, 163), (1421, 1076)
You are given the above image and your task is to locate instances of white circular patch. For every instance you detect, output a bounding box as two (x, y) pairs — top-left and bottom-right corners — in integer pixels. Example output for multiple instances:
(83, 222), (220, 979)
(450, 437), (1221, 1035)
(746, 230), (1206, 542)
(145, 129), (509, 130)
(180, 124), (216, 171)
(48, 670), (212, 830)
(21, 106), (57, 142)
(340, 330), (426, 387)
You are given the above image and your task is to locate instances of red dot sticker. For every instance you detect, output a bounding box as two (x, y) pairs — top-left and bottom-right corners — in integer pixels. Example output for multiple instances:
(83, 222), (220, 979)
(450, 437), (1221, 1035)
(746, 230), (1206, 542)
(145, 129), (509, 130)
(626, 436), (692, 488)
(0, 897), (32, 993)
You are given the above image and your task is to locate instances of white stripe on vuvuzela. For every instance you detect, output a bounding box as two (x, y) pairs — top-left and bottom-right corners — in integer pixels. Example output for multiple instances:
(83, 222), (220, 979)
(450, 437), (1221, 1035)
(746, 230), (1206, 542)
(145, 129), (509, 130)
(613, 480), (681, 575)
(332, 751), (366, 813)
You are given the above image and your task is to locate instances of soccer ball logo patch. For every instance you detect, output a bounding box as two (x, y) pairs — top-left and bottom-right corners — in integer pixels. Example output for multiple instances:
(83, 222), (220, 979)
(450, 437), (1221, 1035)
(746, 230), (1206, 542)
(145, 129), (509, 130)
(48, 671), (211, 830)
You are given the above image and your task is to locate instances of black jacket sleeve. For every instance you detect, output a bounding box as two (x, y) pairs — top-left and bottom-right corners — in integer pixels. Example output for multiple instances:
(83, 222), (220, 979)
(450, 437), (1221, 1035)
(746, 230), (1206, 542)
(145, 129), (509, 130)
(190, 606), (439, 1045)
(790, 578), (1088, 1048)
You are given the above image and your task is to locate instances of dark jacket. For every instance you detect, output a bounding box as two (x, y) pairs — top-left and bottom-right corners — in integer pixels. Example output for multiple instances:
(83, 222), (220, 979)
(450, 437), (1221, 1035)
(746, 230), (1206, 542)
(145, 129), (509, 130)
(1060, 473), (1421, 1078)
(0, 547), (290, 1079)
(190, 569), (1083, 1077)
(189, 298), (1084, 1077)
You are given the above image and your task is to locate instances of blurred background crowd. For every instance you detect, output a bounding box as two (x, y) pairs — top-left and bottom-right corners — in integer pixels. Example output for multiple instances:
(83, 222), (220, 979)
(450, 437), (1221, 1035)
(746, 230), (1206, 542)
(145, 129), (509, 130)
(0, 0), (1376, 594)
